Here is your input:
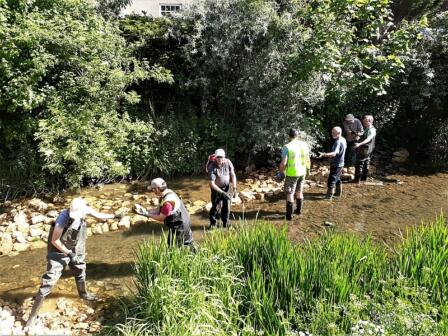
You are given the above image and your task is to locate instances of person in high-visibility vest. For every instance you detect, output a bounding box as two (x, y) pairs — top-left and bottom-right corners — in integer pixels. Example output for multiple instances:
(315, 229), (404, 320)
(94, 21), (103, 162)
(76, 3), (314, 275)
(279, 128), (311, 220)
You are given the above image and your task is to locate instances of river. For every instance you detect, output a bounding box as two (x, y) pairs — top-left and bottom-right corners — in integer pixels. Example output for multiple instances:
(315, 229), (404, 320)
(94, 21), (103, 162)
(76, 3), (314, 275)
(0, 171), (447, 330)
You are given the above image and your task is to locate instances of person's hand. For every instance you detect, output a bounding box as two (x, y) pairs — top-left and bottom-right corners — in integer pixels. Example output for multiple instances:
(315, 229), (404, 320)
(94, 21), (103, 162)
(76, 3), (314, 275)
(221, 191), (232, 201)
(232, 189), (238, 198)
(68, 252), (83, 265)
(275, 171), (285, 182)
(318, 152), (325, 158)
(353, 143), (360, 149)
(134, 204), (149, 217)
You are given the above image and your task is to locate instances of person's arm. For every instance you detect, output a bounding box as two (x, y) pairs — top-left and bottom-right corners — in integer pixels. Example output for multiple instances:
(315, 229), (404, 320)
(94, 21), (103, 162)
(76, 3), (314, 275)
(229, 160), (237, 191)
(50, 225), (73, 255)
(148, 202), (173, 222)
(88, 208), (115, 220)
(279, 146), (288, 173)
(354, 129), (375, 148)
(209, 180), (224, 193)
(320, 142), (340, 158)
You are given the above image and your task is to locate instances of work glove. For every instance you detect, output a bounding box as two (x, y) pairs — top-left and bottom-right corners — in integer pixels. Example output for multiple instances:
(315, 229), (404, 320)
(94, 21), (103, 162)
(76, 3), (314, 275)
(134, 204), (149, 217)
(68, 252), (83, 265)
(221, 191), (232, 201)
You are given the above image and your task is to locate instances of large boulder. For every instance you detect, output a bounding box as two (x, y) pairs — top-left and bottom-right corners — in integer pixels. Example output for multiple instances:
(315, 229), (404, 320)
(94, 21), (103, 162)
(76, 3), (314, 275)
(391, 148), (410, 163)
(28, 198), (48, 212)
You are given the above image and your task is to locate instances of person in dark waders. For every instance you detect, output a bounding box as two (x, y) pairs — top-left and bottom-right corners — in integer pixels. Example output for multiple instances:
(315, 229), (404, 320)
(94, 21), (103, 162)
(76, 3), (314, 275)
(26, 198), (118, 328)
(279, 128), (311, 220)
(207, 149), (237, 229)
(135, 178), (194, 248)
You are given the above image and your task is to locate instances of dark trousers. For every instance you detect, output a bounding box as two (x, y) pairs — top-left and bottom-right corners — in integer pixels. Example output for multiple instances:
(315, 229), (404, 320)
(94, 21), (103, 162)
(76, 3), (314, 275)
(345, 141), (356, 167)
(355, 156), (371, 181)
(210, 185), (230, 227)
(167, 224), (193, 247)
(327, 166), (343, 189)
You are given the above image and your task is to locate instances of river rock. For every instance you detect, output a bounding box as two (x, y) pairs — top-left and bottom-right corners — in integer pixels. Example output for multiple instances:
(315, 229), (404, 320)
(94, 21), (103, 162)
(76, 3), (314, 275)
(231, 196), (242, 205)
(30, 241), (47, 250)
(115, 207), (130, 217)
(13, 231), (27, 244)
(31, 214), (47, 225)
(0, 213), (8, 225)
(0, 237), (13, 255)
(204, 202), (213, 213)
(193, 200), (207, 207)
(119, 216), (131, 229)
(188, 205), (203, 215)
(240, 191), (256, 201)
(13, 242), (29, 252)
(93, 225), (103, 235)
(87, 228), (93, 237)
(14, 212), (29, 233)
(255, 193), (265, 201)
(110, 222), (118, 231)
(131, 215), (147, 226)
(101, 223), (109, 233)
(28, 198), (48, 212)
(392, 148), (410, 163)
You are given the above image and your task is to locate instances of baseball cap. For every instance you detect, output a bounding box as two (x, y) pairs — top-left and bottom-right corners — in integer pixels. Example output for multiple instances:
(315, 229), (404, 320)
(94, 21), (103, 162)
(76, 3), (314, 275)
(345, 114), (355, 121)
(69, 197), (88, 219)
(150, 177), (167, 190)
(215, 148), (225, 158)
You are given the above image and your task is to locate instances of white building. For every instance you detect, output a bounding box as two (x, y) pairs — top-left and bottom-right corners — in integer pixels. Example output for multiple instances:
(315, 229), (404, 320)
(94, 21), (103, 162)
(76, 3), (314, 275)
(121, 0), (194, 17)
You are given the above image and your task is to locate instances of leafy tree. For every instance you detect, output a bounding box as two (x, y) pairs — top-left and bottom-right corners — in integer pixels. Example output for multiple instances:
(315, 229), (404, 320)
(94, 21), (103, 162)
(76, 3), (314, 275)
(0, 0), (171, 189)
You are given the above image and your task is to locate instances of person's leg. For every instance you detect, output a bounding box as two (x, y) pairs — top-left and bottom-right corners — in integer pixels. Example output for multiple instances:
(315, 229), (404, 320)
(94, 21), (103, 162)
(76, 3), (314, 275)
(27, 257), (65, 327)
(334, 167), (343, 196)
(69, 255), (95, 301)
(326, 166), (337, 199)
(284, 176), (298, 220)
(209, 189), (220, 228)
(361, 157), (370, 181)
(221, 185), (231, 227)
(294, 176), (305, 215)
(354, 159), (363, 183)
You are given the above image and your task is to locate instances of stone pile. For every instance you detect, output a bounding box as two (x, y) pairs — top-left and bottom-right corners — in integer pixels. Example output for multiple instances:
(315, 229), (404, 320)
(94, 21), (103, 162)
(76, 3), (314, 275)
(0, 166), (332, 257)
(0, 297), (102, 335)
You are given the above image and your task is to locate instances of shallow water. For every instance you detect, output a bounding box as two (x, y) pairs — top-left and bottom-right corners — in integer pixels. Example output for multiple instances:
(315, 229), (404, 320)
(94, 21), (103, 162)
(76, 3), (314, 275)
(1, 172), (447, 312)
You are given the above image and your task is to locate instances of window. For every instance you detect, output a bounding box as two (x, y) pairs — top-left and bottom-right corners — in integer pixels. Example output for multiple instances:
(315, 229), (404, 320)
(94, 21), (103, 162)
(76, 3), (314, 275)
(160, 4), (181, 16)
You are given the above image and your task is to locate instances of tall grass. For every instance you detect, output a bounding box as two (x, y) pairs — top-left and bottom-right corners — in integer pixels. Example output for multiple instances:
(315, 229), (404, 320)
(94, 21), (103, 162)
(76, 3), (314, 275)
(107, 215), (448, 335)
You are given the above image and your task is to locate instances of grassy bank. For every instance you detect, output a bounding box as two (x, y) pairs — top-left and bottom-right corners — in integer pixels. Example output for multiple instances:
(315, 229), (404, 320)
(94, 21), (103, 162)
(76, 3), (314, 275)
(106, 215), (448, 335)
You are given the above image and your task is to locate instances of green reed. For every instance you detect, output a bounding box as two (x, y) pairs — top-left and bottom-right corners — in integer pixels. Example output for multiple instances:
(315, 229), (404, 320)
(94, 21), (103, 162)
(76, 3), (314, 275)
(109, 215), (448, 335)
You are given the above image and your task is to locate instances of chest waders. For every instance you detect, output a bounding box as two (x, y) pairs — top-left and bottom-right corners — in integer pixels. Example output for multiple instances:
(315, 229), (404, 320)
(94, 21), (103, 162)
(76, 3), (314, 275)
(26, 215), (94, 328)
(161, 192), (193, 247)
(355, 127), (376, 182)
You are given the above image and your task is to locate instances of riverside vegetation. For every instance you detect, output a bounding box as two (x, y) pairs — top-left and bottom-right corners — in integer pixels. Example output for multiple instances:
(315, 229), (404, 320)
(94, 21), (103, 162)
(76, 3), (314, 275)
(106, 215), (448, 336)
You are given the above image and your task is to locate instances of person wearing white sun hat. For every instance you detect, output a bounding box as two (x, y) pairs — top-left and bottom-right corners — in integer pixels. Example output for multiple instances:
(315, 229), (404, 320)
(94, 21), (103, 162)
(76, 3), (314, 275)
(26, 197), (119, 328)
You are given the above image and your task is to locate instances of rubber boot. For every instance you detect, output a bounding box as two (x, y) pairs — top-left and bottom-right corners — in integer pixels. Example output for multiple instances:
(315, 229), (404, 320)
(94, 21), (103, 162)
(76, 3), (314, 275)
(294, 198), (304, 215)
(76, 280), (97, 301)
(325, 187), (334, 200)
(25, 294), (45, 328)
(334, 184), (342, 197)
(286, 201), (293, 220)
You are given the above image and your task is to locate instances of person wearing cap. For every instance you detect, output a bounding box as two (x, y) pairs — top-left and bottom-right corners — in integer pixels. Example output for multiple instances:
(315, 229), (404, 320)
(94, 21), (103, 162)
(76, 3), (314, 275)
(318, 127), (347, 199)
(279, 128), (311, 220)
(135, 178), (194, 247)
(207, 148), (237, 228)
(342, 114), (363, 167)
(26, 198), (118, 328)
(353, 115), (377, 183)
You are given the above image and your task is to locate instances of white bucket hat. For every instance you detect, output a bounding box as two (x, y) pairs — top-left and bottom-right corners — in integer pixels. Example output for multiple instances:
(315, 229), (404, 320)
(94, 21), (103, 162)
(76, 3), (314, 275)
(69, 197), (88, 219)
